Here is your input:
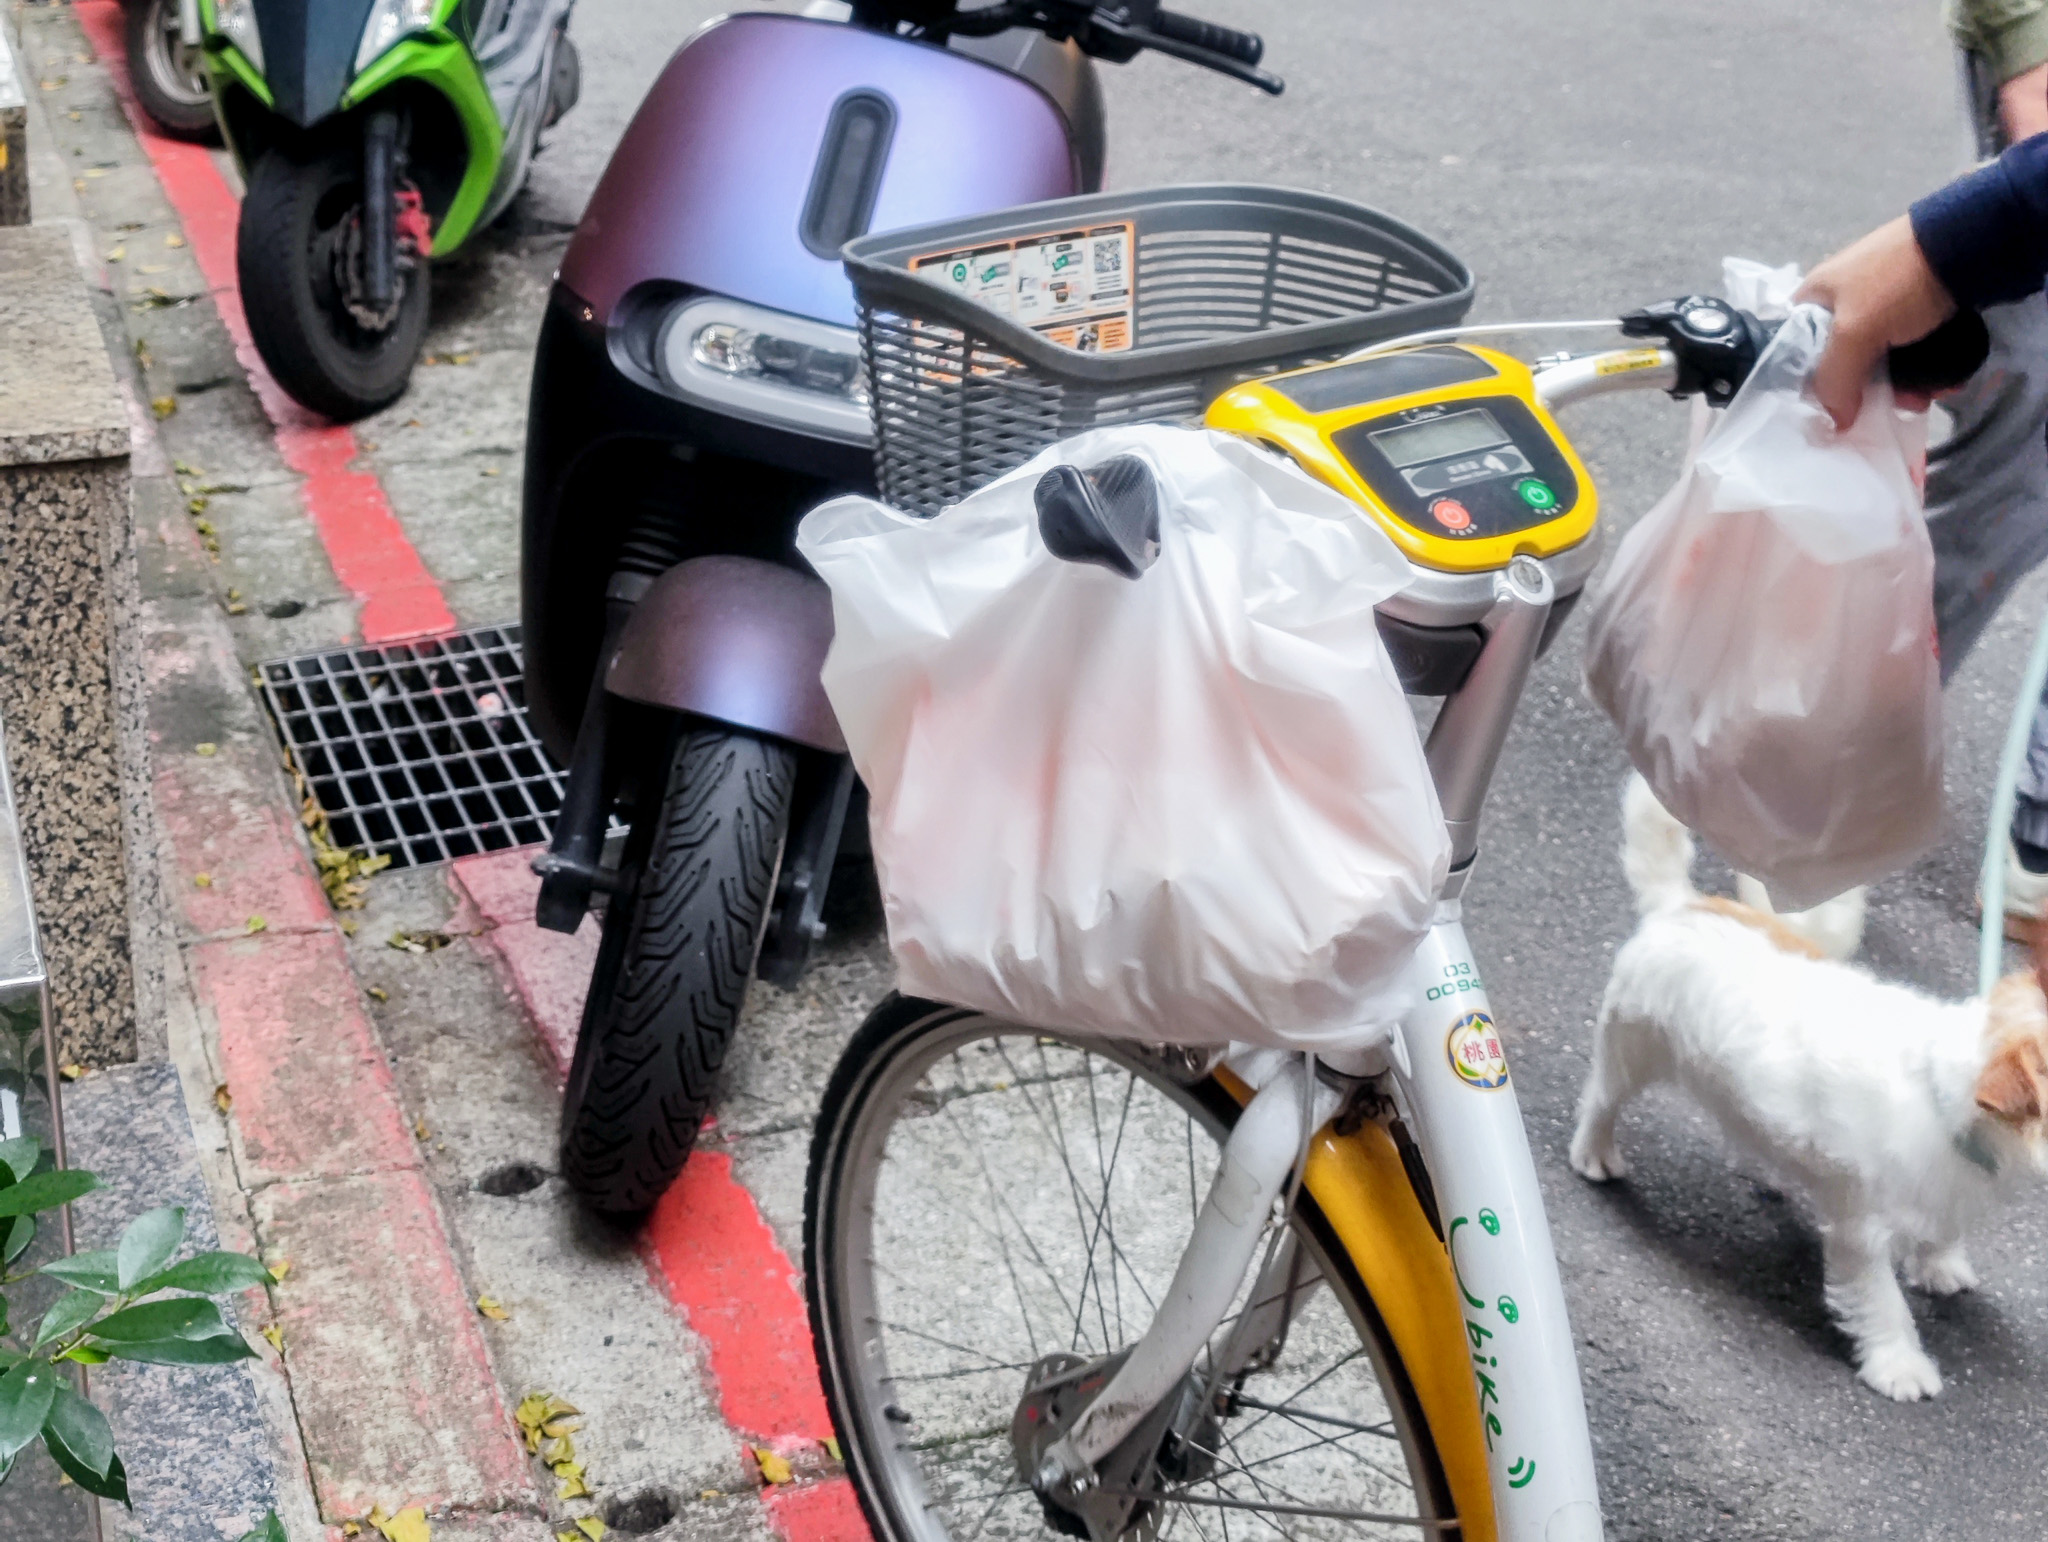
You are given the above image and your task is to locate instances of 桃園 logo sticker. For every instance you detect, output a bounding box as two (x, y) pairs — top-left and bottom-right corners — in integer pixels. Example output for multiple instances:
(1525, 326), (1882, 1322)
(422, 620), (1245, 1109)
(1447, 1012), (1509, 1089)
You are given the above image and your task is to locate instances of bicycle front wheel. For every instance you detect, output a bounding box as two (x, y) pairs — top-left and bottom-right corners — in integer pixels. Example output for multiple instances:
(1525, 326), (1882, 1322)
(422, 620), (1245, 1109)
(805, 995), (1461, 1541)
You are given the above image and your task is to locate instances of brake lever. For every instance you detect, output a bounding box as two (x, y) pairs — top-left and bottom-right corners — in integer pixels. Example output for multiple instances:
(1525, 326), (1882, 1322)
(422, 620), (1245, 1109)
(1117, 23), (1285, 92)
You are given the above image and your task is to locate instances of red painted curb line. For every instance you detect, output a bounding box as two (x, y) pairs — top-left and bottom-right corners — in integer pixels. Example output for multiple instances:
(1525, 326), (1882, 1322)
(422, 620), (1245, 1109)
(75, 0), (454, 645)
(454, 853), (871, 1542)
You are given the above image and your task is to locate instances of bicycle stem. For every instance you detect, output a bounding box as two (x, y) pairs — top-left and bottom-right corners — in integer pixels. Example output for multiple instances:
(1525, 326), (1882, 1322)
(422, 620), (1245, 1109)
(1426, 555), (1556, 873)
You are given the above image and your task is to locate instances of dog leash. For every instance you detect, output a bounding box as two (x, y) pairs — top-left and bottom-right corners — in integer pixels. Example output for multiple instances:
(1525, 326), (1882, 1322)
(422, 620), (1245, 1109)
(1979, 605), (2048, 995)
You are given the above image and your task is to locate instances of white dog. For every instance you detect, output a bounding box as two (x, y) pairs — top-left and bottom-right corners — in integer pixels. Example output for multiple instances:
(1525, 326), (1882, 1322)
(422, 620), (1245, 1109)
(1570, 775), (2048, 1401)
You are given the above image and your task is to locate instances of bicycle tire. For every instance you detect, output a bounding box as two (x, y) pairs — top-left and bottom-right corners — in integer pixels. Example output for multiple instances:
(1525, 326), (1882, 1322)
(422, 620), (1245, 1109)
(806, 994), (1462, 1541)
(559, 725), (796, 1219)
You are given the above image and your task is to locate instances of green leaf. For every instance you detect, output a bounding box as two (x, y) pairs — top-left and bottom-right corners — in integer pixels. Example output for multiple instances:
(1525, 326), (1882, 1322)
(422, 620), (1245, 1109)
(0, 1359), (59, 1462)
(41, 1380), (112, 1480)
(0, 1137), (37, 1186)
(2, 1214), (33, 1265)
(55, 1344), (110, 1365)
(0, 1170), (98, 1219)
(235, 1510), (287, 1542)
(104, 1332), (254, 1365)
(45, 1418), (127, 1506)
(116, 1207), (186, 1291)
(41, 1250), (118, 1293)
(89, 1296), (224, 1342)
(32, 1289), (104, 1349)
(133, 1251), (272, 1298)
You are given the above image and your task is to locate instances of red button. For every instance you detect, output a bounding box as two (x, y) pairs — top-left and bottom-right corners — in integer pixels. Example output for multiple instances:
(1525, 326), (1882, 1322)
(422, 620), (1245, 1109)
(1431, 498), (1472, 531)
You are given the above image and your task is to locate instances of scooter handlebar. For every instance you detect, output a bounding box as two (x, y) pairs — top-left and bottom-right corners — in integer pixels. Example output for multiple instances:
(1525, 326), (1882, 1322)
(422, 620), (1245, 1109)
(1152, 11), (1263, 66)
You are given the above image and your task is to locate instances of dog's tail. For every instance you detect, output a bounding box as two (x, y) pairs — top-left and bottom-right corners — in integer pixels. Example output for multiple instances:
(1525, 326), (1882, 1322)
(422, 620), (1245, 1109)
(1620, 772), (1696, 915)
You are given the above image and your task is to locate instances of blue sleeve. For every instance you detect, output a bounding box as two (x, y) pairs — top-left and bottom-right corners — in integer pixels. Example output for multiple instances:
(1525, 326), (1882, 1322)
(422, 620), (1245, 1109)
(1910, 133), (2048, 309)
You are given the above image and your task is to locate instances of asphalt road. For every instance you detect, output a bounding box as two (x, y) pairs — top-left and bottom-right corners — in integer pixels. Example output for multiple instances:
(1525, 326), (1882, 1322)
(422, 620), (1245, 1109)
(52, 0), (2042, 1535)
(516, 3), (2046, 1537)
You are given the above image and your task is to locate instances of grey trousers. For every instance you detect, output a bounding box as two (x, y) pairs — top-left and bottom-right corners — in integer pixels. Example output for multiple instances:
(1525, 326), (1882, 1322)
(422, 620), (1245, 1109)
(1925, 295), (2048, 846)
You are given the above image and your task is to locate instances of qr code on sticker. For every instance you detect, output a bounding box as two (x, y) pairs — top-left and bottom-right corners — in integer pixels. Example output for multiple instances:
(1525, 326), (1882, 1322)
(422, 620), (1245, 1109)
(1092, 237), (1123, 274)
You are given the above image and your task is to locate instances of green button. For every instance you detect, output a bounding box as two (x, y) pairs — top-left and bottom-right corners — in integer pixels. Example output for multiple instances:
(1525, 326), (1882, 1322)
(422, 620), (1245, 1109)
(1516, 477), (1558, 512)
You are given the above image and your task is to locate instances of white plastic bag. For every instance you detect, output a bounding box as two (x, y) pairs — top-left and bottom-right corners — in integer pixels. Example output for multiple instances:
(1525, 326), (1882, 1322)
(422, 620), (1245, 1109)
(797, 424), (1450, 1050)
(1582, 305), (1942, 909)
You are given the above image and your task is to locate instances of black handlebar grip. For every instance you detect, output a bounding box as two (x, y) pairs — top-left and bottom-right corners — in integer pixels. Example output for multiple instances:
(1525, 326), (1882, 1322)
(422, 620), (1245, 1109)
(1887, 308), (1990, 397)
(1152, 10), (1264, 65)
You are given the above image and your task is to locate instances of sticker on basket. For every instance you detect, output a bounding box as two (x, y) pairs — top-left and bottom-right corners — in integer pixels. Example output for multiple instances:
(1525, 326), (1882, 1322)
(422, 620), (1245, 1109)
(912, 222), (1135, 353)
(1446, 1012), (1509, 1089)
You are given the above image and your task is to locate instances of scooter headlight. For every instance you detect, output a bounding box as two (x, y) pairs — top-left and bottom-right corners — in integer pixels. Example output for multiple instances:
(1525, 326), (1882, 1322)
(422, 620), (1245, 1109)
(215, 0), (264, 73)
(656, 298), (872, 446)
(355, 0), (437, 75)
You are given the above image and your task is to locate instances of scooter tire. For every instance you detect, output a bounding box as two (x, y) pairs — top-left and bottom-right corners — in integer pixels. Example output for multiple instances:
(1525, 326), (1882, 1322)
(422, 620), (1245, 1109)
(125, 0), (219, 142)
(237, 145), (430, 423)
(560, 725), (797, 1220)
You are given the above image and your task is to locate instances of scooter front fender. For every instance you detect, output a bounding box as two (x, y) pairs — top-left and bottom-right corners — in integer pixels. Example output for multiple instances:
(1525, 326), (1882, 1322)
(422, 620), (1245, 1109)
(605, 556), (845, 754)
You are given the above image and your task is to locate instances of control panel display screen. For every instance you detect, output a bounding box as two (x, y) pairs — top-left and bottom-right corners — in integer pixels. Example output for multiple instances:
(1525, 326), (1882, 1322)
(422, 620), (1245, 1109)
(1367, 408), (1510, 470)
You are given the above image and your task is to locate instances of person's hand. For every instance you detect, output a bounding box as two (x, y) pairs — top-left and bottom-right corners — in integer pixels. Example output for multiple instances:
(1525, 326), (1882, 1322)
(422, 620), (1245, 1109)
(2002, 60), (2048, 142)
(1794, 216), (1956, 430)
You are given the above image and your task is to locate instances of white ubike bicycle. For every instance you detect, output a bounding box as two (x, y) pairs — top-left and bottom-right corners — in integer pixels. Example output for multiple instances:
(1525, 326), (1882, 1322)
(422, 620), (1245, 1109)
(799, 185), (1973, 1542)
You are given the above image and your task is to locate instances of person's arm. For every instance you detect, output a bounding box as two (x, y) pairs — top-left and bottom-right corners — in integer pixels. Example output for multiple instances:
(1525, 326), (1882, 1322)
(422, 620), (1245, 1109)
(1951, 0), (2048, 137)
(1798, 135), (2048, 427)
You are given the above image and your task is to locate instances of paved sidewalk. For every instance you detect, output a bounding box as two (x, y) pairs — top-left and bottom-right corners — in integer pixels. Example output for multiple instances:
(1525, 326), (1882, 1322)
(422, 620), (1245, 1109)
(7, 2), (882, 1537)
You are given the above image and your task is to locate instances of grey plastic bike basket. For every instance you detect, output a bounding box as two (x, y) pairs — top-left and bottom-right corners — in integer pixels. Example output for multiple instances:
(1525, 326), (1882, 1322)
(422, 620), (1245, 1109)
(843, 184), (1474, 515)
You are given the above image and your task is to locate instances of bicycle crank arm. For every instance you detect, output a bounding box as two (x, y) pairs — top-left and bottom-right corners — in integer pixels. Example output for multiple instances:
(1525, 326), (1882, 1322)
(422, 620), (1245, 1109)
(1393, 915), (1604, 1542)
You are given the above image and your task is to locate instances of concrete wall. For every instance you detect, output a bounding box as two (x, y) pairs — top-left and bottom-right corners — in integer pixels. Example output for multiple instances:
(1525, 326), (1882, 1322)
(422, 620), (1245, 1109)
(0, 222), (137, 1064)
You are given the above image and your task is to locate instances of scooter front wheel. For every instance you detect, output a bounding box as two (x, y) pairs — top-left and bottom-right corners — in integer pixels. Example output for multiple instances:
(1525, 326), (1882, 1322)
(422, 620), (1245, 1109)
(560, 725), (797, 1219)
(237, 144), (429, 422)
(125, 0), (217, 142)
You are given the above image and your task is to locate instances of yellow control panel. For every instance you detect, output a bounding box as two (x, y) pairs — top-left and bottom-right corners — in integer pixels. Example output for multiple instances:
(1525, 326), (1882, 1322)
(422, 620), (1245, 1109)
(1205, 344), (1598, 573)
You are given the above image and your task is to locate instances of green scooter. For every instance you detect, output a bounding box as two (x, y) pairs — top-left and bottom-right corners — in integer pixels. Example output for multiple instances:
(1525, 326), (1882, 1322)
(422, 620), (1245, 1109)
(199, 0), (580, 420)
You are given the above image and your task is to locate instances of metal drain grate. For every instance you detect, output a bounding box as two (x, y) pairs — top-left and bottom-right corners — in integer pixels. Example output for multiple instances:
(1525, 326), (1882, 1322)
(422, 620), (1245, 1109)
(257, 623), (568, 869)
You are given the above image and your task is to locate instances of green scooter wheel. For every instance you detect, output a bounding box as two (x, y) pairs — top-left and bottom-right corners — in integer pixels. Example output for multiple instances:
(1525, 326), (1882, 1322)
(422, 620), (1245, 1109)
(237, 143), (430, 423)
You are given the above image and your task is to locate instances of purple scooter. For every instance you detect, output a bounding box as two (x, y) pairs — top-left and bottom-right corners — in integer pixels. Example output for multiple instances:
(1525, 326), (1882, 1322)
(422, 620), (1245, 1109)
(519, 0), (1281, 1218)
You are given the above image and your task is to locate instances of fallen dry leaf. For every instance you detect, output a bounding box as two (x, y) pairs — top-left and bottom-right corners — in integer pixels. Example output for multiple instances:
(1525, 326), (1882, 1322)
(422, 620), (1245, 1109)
(340, 918), (360, 936)
(824, 1436), (842, 1464)
(476, 1295), (508, 1321)
(59, 1064), (86, 1082)
(555, 1463), (590, 1500)
(167, 233), (186, 248)
(699, 1489), (722, 1500)
(260, 1324), (283, 1353)
(106, 245), (124, 262)
(376, 1506), (431, 1542)
(214, 1084), (232, 1112)
(195, 742), (217, 757)
(151, 396), (177, 419)
(367, 986), (389, 1002)
(268, 1259), (291, 1283)
(573, 1521), (605, 1542)
(245, 915), (267, 934)
(754, 1447), (793, 1486)
(388, 928), (453, 954)
(193, 873), (213, 889)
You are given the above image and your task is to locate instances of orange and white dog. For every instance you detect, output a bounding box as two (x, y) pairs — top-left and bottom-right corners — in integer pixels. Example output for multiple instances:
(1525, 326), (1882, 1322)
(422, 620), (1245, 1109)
(1570, 775), (2048, 1401)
